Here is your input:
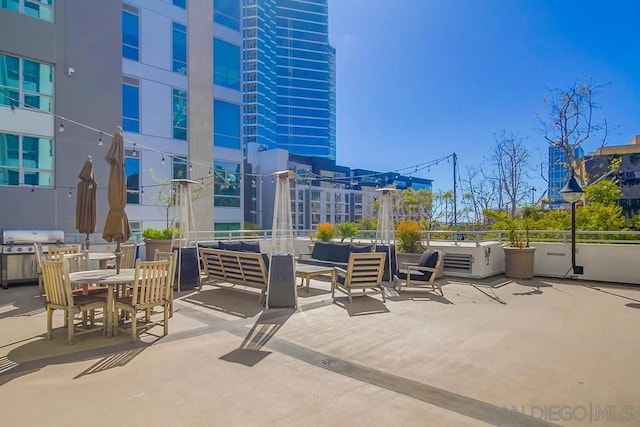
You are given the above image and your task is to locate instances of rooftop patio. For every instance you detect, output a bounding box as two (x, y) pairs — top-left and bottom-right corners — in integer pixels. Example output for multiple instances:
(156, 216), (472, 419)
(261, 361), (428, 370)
(1, 273), (639, 426)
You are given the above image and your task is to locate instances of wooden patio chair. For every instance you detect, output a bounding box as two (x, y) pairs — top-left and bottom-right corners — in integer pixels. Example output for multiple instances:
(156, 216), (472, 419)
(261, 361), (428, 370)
(33, 243), (44, 294)
(41, 258), (106, 344)
(47, 244), (81, 260)
(331, 252), (387, 303)
(394, 249), (445, 296)
(114, 259), (171, 342)
(120, 242), (138, 269)
(154, 249), (178, 317)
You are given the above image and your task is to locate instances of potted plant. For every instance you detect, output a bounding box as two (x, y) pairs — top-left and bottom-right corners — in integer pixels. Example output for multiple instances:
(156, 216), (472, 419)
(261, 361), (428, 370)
(395, 219), (425, 265)
(488, 208), (536, 279)
(335, 221), (359, 243)
(315, 222), (336, 242)
(142, 227), (175, 260)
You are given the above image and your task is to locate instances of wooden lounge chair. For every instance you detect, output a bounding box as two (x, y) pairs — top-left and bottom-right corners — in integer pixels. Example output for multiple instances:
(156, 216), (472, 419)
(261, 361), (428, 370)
(394, 249), (444, 296)
(41, 258), (106, 344)
(331, 252), (387, 303)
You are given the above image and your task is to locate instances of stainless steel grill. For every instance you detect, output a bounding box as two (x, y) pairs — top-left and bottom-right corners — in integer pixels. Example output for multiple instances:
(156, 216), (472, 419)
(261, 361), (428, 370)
(1, 229), (64, 289)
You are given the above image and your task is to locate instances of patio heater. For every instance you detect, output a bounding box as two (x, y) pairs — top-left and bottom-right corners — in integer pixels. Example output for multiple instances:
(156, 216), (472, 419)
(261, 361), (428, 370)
(375, 187), (397, 282)
(560, 171), (584, 276)
(266, 170), (299, 308)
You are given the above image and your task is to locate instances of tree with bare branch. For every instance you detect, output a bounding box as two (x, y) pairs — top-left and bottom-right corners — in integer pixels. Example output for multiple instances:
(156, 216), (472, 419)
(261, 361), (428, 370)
(538, 80), (610, 182)
(490, 131), (531, 217)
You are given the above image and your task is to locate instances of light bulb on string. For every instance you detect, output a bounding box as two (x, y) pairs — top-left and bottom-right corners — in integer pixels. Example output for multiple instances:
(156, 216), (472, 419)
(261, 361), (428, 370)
(10, 104), (16, 114)
(208, 167), (212, 176)
(141, 187), (144, 194)
(189, 163), (193, 173)
(31, 185), (35, 192)
(132, 143), (137, 157)
(161, 154), (165, 165)
(58, 120), (65, 133)
(68, 189), (72, 198)
(98, 132), (103, 146)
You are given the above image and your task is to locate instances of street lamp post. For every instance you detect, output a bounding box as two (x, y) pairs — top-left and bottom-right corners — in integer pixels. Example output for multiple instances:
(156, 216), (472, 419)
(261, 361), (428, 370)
(560, 171), (585, 276)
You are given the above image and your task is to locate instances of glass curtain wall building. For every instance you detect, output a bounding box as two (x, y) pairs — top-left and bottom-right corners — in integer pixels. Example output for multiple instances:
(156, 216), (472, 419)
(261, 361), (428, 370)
(548, 145), (584, 207)
(244, 0), (335, 160)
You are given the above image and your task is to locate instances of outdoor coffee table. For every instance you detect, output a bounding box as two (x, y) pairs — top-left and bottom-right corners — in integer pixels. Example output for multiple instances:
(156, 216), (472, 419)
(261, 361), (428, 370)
(295, 264), (334, 290)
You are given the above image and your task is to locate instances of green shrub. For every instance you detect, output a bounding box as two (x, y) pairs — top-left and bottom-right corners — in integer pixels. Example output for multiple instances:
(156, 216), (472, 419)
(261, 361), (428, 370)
(142, 227), (174, 240)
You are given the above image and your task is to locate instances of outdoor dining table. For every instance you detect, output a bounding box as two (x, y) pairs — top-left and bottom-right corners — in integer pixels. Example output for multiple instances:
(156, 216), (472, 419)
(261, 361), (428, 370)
(68, 268), (135, 337)
(64, 252), (116, 269)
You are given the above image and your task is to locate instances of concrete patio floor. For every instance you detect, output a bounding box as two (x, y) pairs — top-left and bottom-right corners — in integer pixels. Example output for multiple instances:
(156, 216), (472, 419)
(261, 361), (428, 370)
(1, 275), (639, 426)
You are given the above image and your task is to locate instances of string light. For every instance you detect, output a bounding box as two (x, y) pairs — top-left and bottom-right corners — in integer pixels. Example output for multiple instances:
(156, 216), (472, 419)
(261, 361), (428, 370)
(68, 189), (72, 197)
(189, 163), (193, 173)
(31, 185), (35, 192)
(132, 143), (137, 157)
(98, 132), (103, 146)
(10, 104), (15, 113)
(58, 120), (65, 133)
(161, 154), (165, 164)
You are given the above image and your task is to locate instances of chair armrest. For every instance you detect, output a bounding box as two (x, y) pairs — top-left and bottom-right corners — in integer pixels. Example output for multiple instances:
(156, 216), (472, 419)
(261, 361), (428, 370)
(407, 265), (437, 274)
(333, 266), (347, 275)
(401, 262), (418, 268)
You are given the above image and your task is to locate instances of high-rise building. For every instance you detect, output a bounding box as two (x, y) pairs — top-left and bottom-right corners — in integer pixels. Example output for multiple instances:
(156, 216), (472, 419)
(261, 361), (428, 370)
(244, 0), (336, 160)
(548, 145), (584, 208)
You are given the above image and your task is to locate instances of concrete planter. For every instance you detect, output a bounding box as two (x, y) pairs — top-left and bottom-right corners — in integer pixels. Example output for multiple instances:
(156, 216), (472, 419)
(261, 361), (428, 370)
(143, 239), (172, 260)
(504, 246), (536, 279)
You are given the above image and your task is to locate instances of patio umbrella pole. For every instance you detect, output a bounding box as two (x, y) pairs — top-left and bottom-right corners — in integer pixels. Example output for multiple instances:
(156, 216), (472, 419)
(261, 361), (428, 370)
(115, 241), (122, 274)
(85, 233), (90, 251)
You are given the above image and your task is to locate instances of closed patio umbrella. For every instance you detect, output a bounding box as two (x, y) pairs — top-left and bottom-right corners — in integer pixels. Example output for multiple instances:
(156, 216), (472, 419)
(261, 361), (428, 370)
(102, 126), (131, 273)
(76, 155), (97, 250)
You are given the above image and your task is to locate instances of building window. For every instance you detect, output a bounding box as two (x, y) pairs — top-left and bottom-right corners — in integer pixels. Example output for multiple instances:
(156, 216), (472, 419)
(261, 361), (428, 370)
(122, 77), (139, 133)
(122, 5), (139, 61)
(214, 160), (240, 207)
(0, 132), (53, 187)
(172, 155), (187, 179)
(213, 99), (240, 149)
(172, 88), (187, 140)
(213, 38), (240, 90)
(1, 0), (53, 22)
(172, 22), (187, 75)
(0, 53), (53, 112)
(125, 152), (139, 204)
(213, 0), (239, 31)
(173, 0), (186, 8)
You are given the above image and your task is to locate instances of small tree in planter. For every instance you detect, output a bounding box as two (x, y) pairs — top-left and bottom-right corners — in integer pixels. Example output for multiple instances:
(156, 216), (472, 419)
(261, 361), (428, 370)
(335, 222), (358, 243)
(396, 220), (424, 253)
(142, 227), (175, 260)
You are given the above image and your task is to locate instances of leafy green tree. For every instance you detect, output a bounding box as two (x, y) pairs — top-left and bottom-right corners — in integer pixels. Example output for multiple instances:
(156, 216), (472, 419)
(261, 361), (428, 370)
(335, 222), (359, 242)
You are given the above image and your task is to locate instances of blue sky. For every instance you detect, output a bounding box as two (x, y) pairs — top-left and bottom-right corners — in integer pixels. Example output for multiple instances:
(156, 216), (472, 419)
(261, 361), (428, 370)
(329, 0), (640, 195)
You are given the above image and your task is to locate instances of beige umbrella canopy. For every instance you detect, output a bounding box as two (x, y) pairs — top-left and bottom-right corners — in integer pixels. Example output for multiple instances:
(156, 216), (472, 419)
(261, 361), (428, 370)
(102, 126), (131, 272)
(76, 155), (97, 250)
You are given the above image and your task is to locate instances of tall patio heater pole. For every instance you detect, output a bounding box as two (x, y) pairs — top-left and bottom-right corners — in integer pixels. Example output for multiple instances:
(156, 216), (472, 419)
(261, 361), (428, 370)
(560, 170), (584, 276)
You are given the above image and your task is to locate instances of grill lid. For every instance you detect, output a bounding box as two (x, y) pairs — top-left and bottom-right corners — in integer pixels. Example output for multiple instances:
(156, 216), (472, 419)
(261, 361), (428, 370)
(1, 229), (65, 245)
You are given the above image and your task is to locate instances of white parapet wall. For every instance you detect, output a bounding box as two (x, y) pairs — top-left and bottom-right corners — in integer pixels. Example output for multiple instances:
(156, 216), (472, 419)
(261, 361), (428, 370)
(532, 242), (640, 285)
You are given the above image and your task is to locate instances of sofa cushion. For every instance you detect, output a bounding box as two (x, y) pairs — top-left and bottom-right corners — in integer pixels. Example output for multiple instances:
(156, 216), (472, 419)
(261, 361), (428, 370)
(349, 243), (372, 253)
(241, 241), (261, 253)
(219, 240), (243, 251)
(418, 249), (439, 269)
(311, 241), (332, 261)
(198, 242), (218, 249)
(327, 243), (351, 263)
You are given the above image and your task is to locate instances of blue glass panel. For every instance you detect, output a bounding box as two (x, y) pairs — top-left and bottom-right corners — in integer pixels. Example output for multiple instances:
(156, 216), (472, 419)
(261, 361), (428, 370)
(125, 156), (140, 204)
(173, 156), (187, 179)
(122, 10), (139, 61)
(213, 38), (240, 90)
(122, 83), (139, 133)
(1, 0), (19, 13)
(173, 0), (186, 8)
(0, 133), (19, 167)
(214, 100), (240, 149)
(172, 22), (187, 74)
(0, 88), (19, 107)
(0, 54), (19, 88)
(0, 168), (19, 185)
(214, 0), (239, 31)
(22, 136), (52, 169)
(172, 89), (187, 140)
